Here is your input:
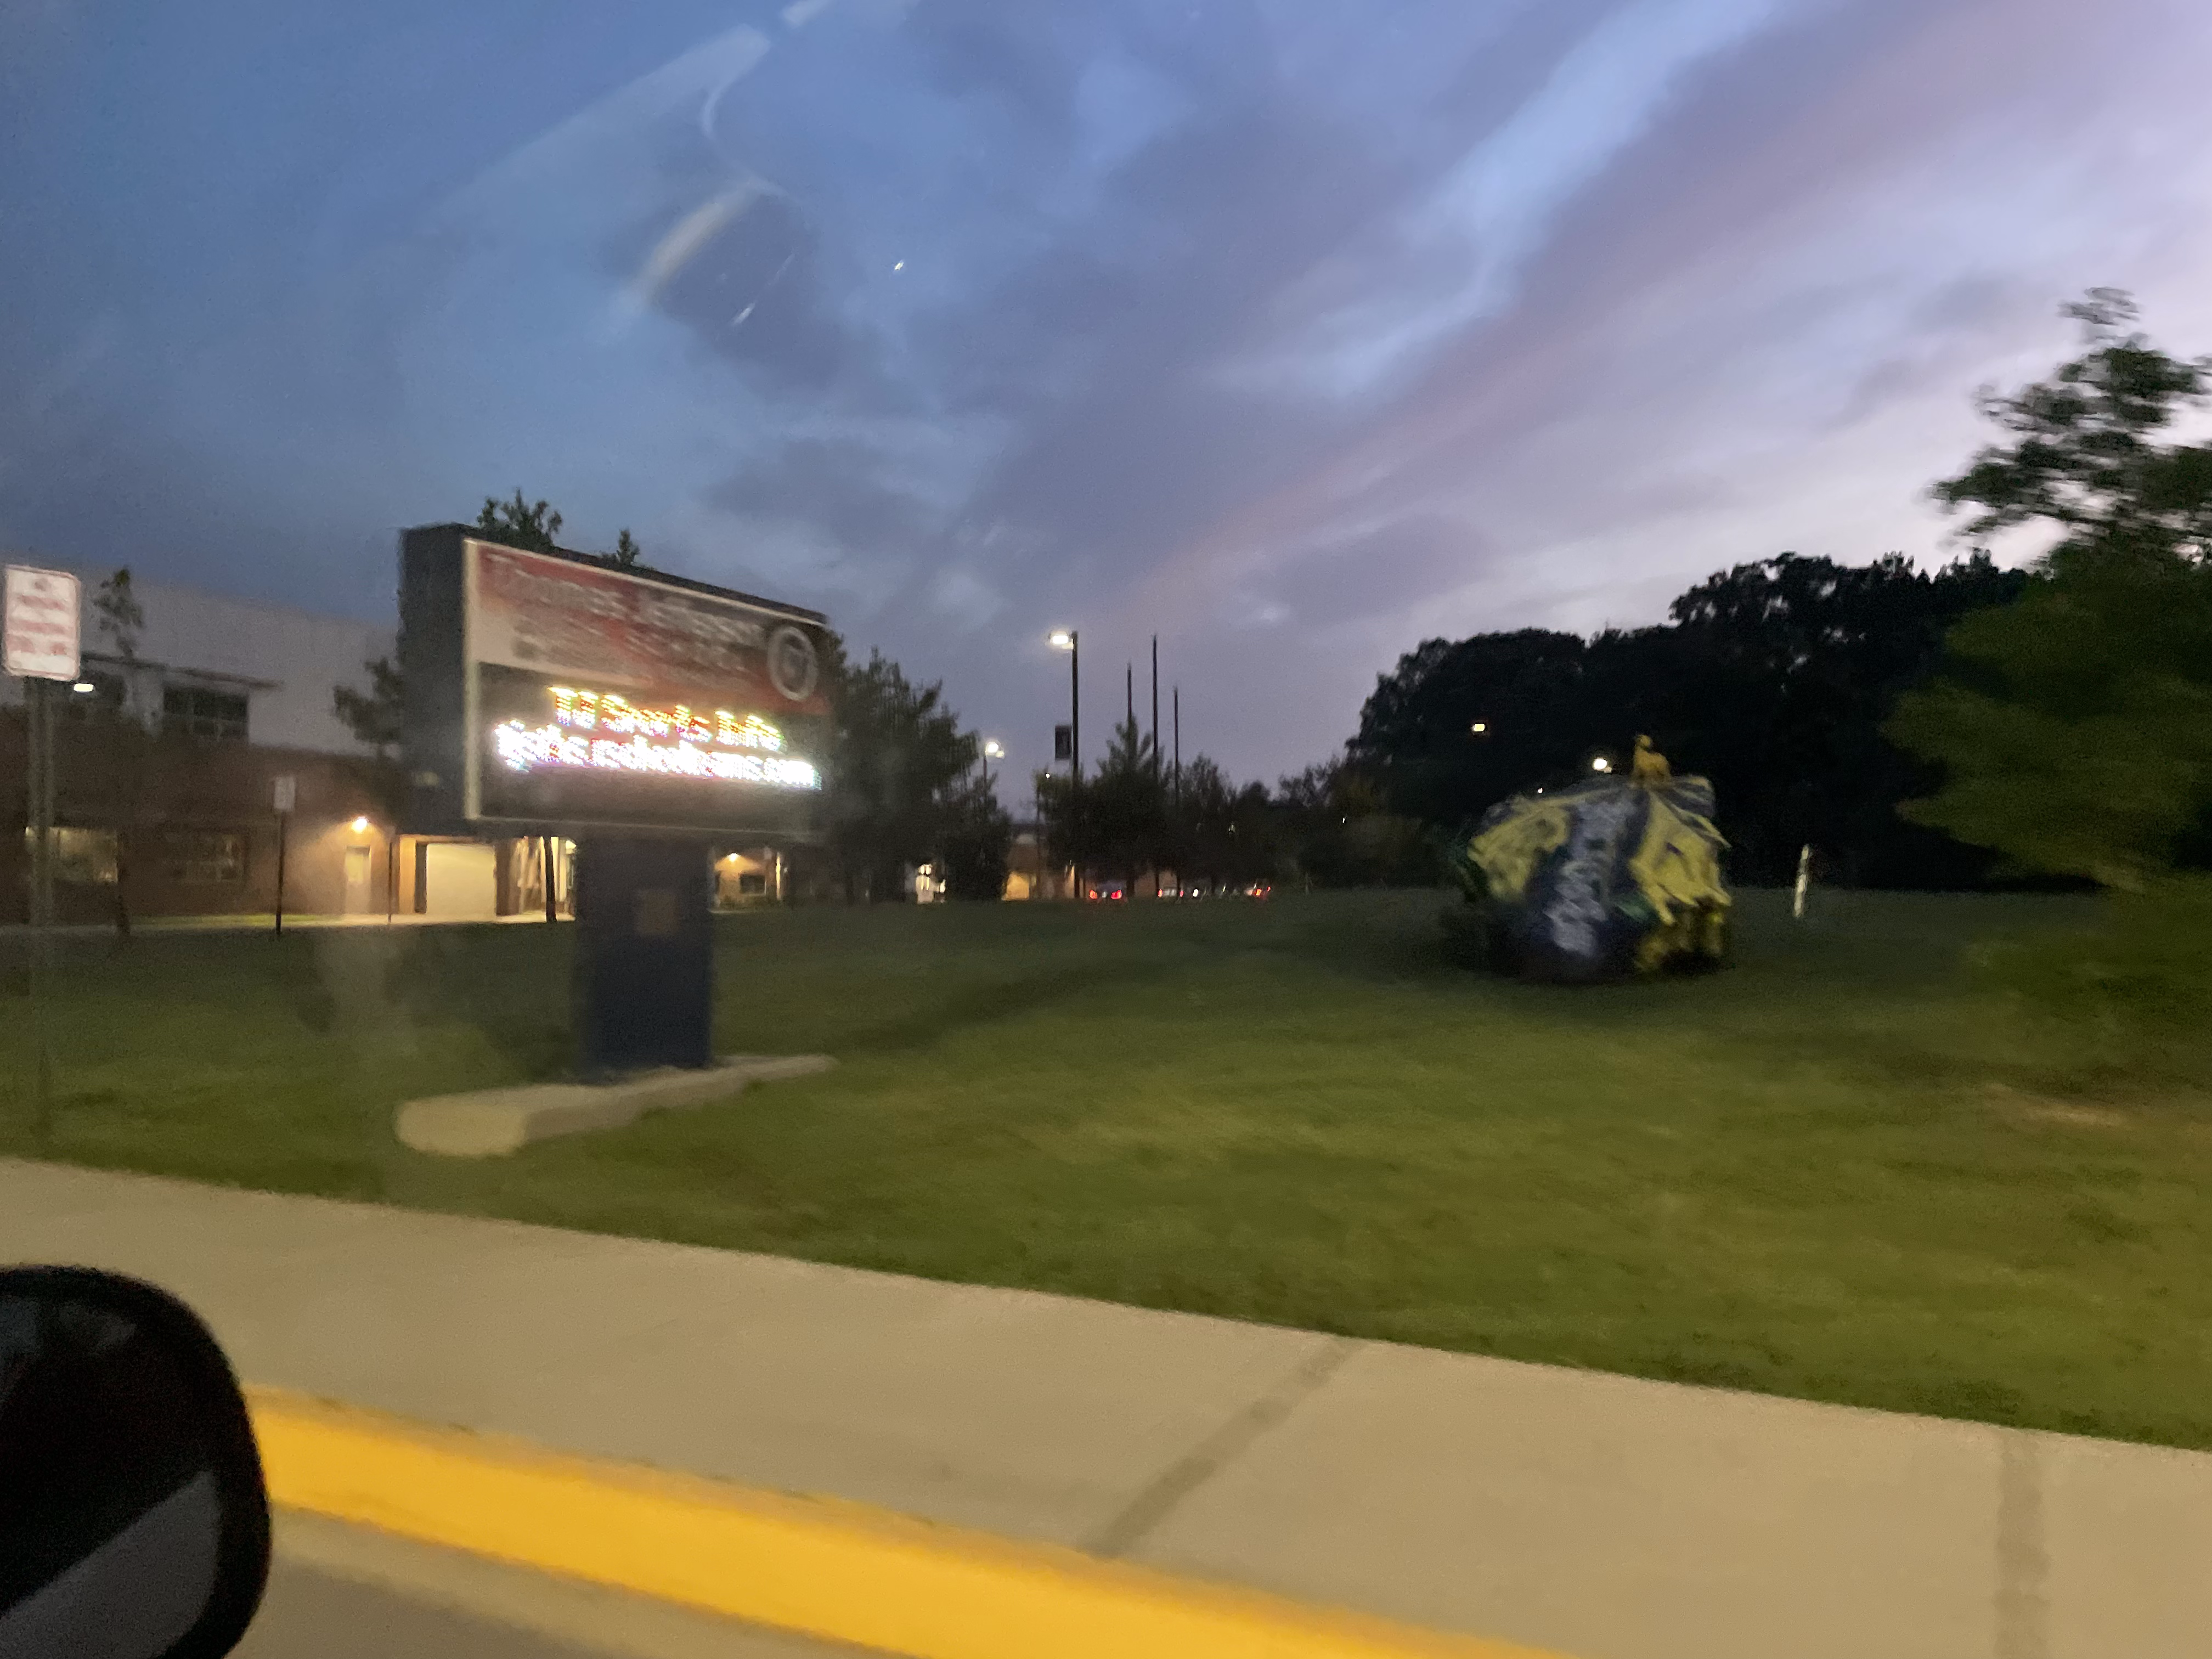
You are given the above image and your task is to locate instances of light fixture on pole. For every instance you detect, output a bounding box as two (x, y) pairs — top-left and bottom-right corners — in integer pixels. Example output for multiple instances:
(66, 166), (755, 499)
(981, 738), (1004, 789)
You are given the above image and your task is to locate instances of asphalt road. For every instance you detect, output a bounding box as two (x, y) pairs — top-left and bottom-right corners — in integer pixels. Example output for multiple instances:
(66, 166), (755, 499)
(237, 1559), (616, 1659)
(237, 1513), (871, 1659)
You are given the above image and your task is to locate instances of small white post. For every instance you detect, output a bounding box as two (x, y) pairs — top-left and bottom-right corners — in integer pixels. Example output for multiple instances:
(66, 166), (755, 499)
(1793, 843), (1812, 919)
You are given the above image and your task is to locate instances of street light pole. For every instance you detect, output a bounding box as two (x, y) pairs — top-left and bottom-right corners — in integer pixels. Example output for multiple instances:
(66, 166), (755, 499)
(1048, 630), (1080, 781)
(1048, 630), (1081, 901)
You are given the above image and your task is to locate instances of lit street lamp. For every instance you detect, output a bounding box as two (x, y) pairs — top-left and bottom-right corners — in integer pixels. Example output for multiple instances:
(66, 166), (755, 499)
(981, 738), (1004, 788)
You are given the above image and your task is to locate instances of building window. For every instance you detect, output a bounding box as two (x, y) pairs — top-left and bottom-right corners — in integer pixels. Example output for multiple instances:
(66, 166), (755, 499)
(164, 830), (246, 885)
(162, 685), (250, 743)
(22, 827), (119, 886)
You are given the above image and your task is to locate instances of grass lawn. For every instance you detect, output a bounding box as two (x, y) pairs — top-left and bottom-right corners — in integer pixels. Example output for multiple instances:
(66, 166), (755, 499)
(5, 888), (2210, 1448)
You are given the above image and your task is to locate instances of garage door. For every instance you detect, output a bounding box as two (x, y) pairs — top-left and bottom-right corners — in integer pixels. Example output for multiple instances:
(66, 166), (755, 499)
(421, 842), (499, 919)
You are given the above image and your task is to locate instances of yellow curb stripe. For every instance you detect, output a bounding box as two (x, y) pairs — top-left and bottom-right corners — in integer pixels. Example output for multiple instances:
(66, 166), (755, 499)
(246, 1387), (1568, 1659)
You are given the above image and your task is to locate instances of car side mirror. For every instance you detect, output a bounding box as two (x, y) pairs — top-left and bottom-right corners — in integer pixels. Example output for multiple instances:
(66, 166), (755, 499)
(0, 1266), (270, 1659)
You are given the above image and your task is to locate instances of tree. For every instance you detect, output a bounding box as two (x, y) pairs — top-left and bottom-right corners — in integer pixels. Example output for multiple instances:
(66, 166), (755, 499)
(332, 657), (404, 756)
(1276, 754), (1431, 888)
(92, 567), (143, 664)
(823, 647), (978, 900)
(473, 492), (649, 571)
(938, 775), (1014, 900)
(1893, 290), (2212, 889)
(1088, 715), (1172, 888)
(1348, 553), (2027, 886)
(1931, 288), (2212, 562)
(1655, 552), (2027, 884)
(71, 568), (155, 939)
(332, 656), (409, 917)
(1889, 556), (2212, 888)
(1350, 629), (1593, 831)
(1038, 715), (1174, 891)
(476, 490), (564, 552)
(1169, 758), (1280, 890)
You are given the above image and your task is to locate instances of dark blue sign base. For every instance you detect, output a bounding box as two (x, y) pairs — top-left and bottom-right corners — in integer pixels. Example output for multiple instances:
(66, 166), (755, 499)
(572, 837), (715, 1078)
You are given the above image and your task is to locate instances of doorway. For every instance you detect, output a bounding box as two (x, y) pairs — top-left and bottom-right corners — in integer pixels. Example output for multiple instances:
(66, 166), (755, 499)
(342, 845), (373, 914)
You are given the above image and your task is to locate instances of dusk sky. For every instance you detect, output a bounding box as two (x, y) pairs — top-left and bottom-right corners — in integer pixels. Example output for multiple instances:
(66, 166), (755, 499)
(5, 0), (2211, 787)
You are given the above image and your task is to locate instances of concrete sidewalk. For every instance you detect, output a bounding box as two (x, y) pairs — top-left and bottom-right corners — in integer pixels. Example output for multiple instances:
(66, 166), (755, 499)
(3, 1157), (2207, 1659)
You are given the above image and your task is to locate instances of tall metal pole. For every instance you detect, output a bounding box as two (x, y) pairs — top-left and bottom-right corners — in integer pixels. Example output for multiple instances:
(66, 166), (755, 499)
(1172, 686), (1181, 801)
(26, 678), (48, 928)
(28, 677), (55, 1148)
(1125, 663), (1133, 731)
(1150, 636), (1159, 777)
(273, 811), (287, 936)
(1070, 633), (1080, 785)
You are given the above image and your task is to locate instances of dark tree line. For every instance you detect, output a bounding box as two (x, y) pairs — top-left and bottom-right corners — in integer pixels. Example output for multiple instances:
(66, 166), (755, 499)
(1349, 551), (2029, 885)
(1036, 718), (1283, 892)
(814, 641), (1012, 902)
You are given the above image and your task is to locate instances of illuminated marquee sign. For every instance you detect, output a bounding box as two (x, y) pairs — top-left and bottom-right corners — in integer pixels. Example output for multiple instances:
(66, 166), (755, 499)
(400, 525), (832, 837)
(493, 687), (822, 791)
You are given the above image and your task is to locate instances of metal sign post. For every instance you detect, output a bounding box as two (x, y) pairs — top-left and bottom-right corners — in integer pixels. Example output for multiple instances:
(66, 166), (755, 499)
(7, 564), (83, 1150)
(272, 774), (296, 936)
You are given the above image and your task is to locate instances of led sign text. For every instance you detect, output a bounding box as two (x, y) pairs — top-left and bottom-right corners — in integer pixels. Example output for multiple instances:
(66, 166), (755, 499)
(494, 686), (820, 791)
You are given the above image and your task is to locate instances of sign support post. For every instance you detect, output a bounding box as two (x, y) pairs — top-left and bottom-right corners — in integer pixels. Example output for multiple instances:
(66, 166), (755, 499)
(272, 774), (296, 936)
(7, 563), (83, 1150)
(27, 678), (56, 1147)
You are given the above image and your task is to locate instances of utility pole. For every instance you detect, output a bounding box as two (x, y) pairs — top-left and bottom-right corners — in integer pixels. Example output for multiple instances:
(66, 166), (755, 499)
(29, 677), (55, 1147)
(1150, 636), (1159, 779)
(7, 563), (83, 1153)
(271, 774), (296, 936)
(1172, 686), (1181, 800)
(1125, 663), (1133, 734)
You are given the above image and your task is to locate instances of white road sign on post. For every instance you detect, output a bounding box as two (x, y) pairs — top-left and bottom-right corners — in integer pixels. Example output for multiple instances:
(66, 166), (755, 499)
(3, 565), (82, 682)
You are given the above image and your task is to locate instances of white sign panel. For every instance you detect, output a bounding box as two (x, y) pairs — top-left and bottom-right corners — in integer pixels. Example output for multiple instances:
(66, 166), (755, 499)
(272, 775), (297, 815)
(3, 565), (81, 682)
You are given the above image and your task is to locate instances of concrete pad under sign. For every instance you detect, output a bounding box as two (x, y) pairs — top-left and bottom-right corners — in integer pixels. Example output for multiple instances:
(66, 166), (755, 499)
(395, 1056), (834, 1158)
